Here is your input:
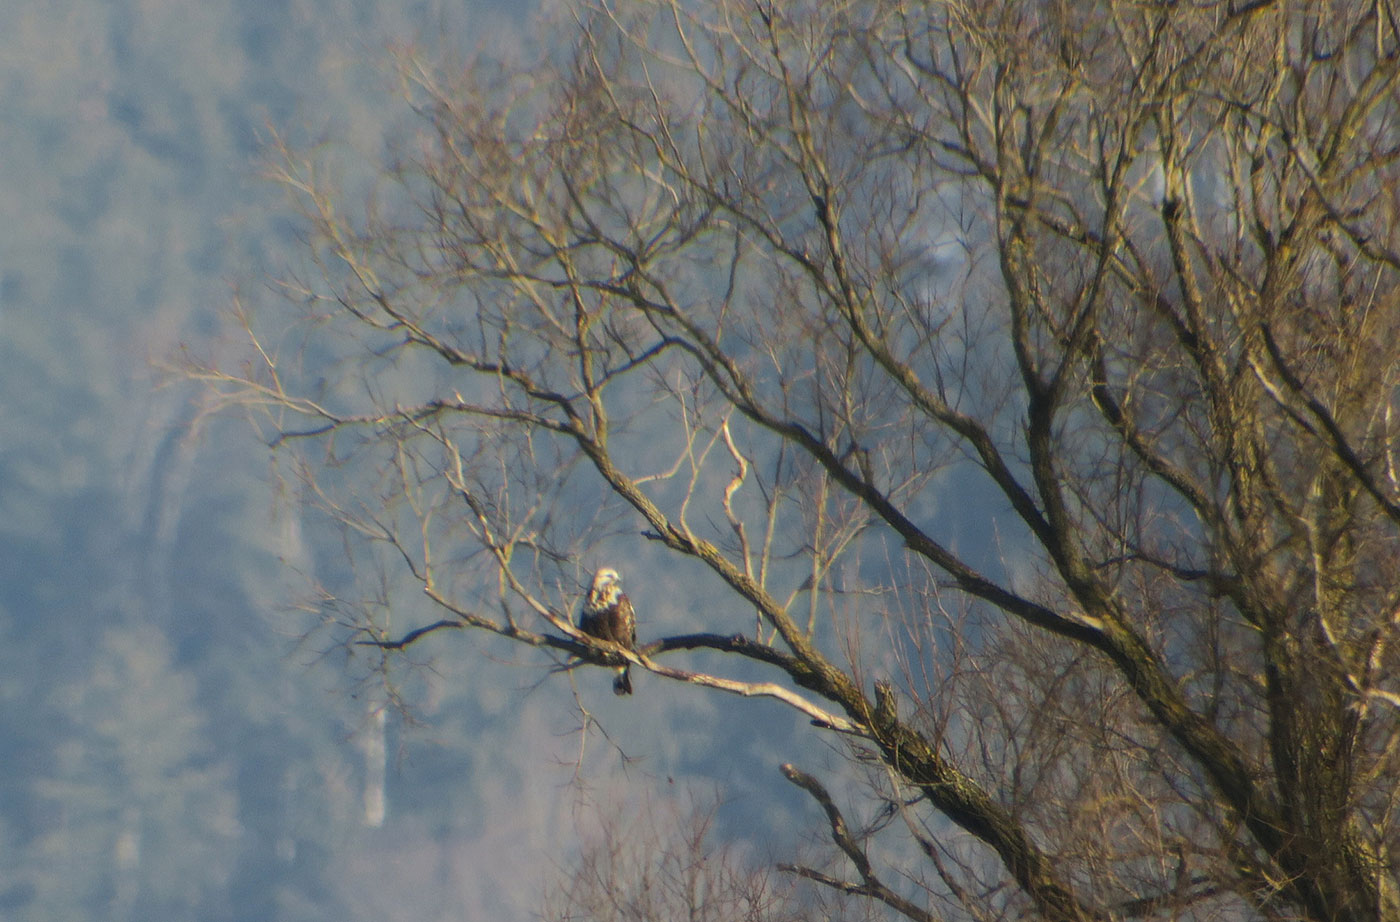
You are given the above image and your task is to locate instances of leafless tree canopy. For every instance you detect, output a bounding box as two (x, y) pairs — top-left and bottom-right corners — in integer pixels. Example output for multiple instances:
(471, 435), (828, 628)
(197, 1), (1400, 920)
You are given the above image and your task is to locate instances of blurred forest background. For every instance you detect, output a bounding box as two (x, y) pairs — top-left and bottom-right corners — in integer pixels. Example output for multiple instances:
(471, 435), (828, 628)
(0, 2), (825, 919)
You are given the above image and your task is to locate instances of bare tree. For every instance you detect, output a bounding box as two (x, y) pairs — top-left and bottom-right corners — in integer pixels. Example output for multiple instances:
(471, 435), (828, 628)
(540, 797), (813, 922)
(194, 1), (1400, 920)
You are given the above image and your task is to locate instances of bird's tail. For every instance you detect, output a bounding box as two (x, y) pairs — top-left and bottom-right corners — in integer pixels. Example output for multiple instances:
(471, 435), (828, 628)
(612, 666), (633, 696)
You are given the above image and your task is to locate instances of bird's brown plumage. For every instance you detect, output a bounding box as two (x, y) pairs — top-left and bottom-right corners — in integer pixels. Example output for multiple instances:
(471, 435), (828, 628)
(579, 567), (636, 695)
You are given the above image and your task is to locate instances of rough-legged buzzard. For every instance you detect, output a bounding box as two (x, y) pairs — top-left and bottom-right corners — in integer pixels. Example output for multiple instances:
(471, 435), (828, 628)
(578, 567), (636, 695)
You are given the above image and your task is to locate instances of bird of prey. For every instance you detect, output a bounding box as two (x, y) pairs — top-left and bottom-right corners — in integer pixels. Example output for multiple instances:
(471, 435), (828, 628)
(578, 567), (636, 695)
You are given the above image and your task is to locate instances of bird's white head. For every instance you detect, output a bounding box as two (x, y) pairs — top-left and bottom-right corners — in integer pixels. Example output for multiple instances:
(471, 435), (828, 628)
(591, 567), (621, 592)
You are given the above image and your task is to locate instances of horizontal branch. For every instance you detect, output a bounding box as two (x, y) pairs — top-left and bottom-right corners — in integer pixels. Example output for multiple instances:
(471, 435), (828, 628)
(356, 608), (863, 734)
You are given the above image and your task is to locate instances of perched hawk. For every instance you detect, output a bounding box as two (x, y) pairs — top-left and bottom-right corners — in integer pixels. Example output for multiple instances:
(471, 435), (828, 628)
(578, 567), (636, 695)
